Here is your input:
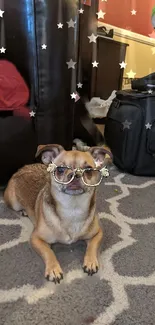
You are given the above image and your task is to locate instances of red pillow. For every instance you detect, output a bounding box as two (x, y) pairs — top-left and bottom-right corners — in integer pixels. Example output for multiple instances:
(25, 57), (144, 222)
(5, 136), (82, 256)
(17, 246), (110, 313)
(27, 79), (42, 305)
(0, 60), (29, 111)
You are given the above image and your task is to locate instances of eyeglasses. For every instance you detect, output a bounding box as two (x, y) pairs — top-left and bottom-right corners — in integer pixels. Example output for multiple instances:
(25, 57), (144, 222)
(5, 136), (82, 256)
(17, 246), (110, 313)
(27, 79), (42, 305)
(47, 163), (109, 187)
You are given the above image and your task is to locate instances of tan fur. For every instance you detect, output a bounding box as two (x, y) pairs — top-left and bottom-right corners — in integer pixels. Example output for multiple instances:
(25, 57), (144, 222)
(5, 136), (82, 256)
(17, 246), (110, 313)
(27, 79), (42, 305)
(3, 145), (110, 283)
(4, 164), (48, 223)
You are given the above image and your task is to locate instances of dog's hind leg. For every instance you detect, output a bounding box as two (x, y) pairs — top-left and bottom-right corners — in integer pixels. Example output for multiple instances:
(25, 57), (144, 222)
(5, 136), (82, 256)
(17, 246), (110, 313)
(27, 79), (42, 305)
(4, 179), (23, 212)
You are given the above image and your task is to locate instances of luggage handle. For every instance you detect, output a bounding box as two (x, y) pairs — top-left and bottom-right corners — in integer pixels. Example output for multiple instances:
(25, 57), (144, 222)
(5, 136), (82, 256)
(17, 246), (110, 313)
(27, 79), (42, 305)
(113, 98), (142, 110)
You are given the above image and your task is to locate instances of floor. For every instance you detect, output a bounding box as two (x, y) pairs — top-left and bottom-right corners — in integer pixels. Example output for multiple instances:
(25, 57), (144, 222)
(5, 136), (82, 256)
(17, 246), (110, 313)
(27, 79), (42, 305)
(0, 165), (155, 325)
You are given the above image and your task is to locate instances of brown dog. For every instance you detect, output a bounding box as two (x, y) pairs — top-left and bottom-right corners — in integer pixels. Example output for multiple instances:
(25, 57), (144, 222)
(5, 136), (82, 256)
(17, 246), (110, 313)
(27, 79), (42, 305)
(4, 144), (111, 283)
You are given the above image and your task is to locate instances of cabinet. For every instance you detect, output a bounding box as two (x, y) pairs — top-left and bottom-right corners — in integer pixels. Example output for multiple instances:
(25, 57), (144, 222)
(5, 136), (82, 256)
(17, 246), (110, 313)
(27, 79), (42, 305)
(91, 35), (129, 99)
(79, 4), (129, 101)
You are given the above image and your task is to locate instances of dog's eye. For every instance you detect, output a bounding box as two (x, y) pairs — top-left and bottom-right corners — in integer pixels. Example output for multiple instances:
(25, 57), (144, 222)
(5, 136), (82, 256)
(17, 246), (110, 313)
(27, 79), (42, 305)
(85, 169), (92, 173)
(84, 168), (93, 177)
(57, 167), (66, 175)
(83, 168), (102, 185)
(84, 167), (93, 172)
(54, 166), (74, 184)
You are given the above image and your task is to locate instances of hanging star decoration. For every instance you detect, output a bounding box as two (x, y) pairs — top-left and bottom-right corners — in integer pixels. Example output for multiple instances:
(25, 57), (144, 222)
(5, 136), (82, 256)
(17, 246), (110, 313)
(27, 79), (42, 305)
(122, 120), (132, 130)
(119, 61), (127, 69)
(66, 59), (76, 69)
(71, 93), (79, 102)
(57, 22), (63, 29)
(148, 89), (153, 94)
(96, 10), (106, 19)
(71, 92), (77, 99)
(29, 111), (36, 118)
(70, 92), (80, 102)
(0, 47), (6, 53)
(151, 47), (155, 55)
(67, 19), (76, 28)
(79, 8), (84, 14)
(88, 33), (98, 43)
(77, 82), (83, 88)
(41, 44), (47, 50)
(131, 10), (137, 15)
(145, 122), (152, 129)
(0, 9), (4, 18)
(95, 160), (103, 168)
(92, 60), (99, 68)
(126, 70), (136, 79)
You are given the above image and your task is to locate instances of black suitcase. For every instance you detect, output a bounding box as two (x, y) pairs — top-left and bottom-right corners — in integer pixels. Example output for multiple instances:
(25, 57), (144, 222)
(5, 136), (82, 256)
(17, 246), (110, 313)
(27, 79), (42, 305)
(104, 90), (155, 176)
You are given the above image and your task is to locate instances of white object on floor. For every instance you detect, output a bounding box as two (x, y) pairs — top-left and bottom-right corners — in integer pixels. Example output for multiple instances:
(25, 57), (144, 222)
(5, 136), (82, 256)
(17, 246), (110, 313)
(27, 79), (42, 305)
(72, 139), (90, 152)
(85, 90), (116, 119)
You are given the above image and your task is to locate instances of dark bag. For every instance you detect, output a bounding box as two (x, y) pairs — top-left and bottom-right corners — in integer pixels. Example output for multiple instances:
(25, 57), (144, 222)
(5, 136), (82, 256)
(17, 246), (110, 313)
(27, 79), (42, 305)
(104, 90), (155, 176)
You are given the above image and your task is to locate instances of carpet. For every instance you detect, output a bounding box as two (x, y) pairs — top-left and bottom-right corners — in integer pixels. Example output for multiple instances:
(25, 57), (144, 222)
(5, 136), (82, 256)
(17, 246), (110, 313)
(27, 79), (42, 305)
(0, 166), (155, 325)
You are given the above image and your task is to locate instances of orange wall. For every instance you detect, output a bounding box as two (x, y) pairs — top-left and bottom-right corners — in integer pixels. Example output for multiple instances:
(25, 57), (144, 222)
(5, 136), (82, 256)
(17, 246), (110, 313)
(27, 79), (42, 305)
(99, 0), (155, 37)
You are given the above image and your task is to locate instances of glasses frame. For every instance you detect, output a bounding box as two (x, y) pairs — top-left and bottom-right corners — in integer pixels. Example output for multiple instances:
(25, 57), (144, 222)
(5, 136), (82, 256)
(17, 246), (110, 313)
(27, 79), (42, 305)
(51, 164), (103, 187)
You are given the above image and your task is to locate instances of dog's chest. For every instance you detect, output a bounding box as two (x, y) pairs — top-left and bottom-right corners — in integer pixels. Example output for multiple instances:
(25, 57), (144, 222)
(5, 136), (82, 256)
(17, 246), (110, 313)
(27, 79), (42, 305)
(60, 206), (87, 242)
(43, 196), (92, 244)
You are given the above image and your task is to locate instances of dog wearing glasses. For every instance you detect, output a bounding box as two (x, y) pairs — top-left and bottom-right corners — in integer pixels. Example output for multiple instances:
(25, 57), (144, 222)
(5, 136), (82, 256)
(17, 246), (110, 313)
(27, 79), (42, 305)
(4, 144), (112, 283)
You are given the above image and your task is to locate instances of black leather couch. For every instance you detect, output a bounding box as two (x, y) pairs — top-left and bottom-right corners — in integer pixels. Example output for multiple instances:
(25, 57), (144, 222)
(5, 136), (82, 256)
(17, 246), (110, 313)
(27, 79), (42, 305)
(0, 0), (102, 184)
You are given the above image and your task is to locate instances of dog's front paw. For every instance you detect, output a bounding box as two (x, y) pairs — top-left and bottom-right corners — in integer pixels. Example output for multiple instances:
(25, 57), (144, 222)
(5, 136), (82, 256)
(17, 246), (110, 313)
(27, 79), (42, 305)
(45, 263), (63, 284)
(83, 255), (99, 276)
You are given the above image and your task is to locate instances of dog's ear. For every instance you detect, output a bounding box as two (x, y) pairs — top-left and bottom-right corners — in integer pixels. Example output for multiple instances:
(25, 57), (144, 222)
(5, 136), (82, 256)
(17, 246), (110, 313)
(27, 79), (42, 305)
(35, 144), (64, 165)
(89, 146), (112, 167)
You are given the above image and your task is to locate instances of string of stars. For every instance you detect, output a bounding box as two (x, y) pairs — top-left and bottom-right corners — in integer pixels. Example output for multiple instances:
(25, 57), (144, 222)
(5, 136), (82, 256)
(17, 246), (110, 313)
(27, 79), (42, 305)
(1, 2), (155, 110)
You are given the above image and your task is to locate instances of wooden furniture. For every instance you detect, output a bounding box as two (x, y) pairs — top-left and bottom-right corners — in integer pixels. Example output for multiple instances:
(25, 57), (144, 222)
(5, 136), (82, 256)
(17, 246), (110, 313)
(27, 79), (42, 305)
(78, 1), (99, 98)
(79, 3), (129, 101)
(74, 0), (104, 144)
(91, 35), (129, 99)
(78, 3), (129, 130)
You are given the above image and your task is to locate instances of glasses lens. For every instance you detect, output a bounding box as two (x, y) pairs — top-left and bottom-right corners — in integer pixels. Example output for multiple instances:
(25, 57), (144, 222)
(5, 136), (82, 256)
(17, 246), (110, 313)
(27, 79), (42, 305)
(82, 169), (102, 186)
(54, 166), (74, 184)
